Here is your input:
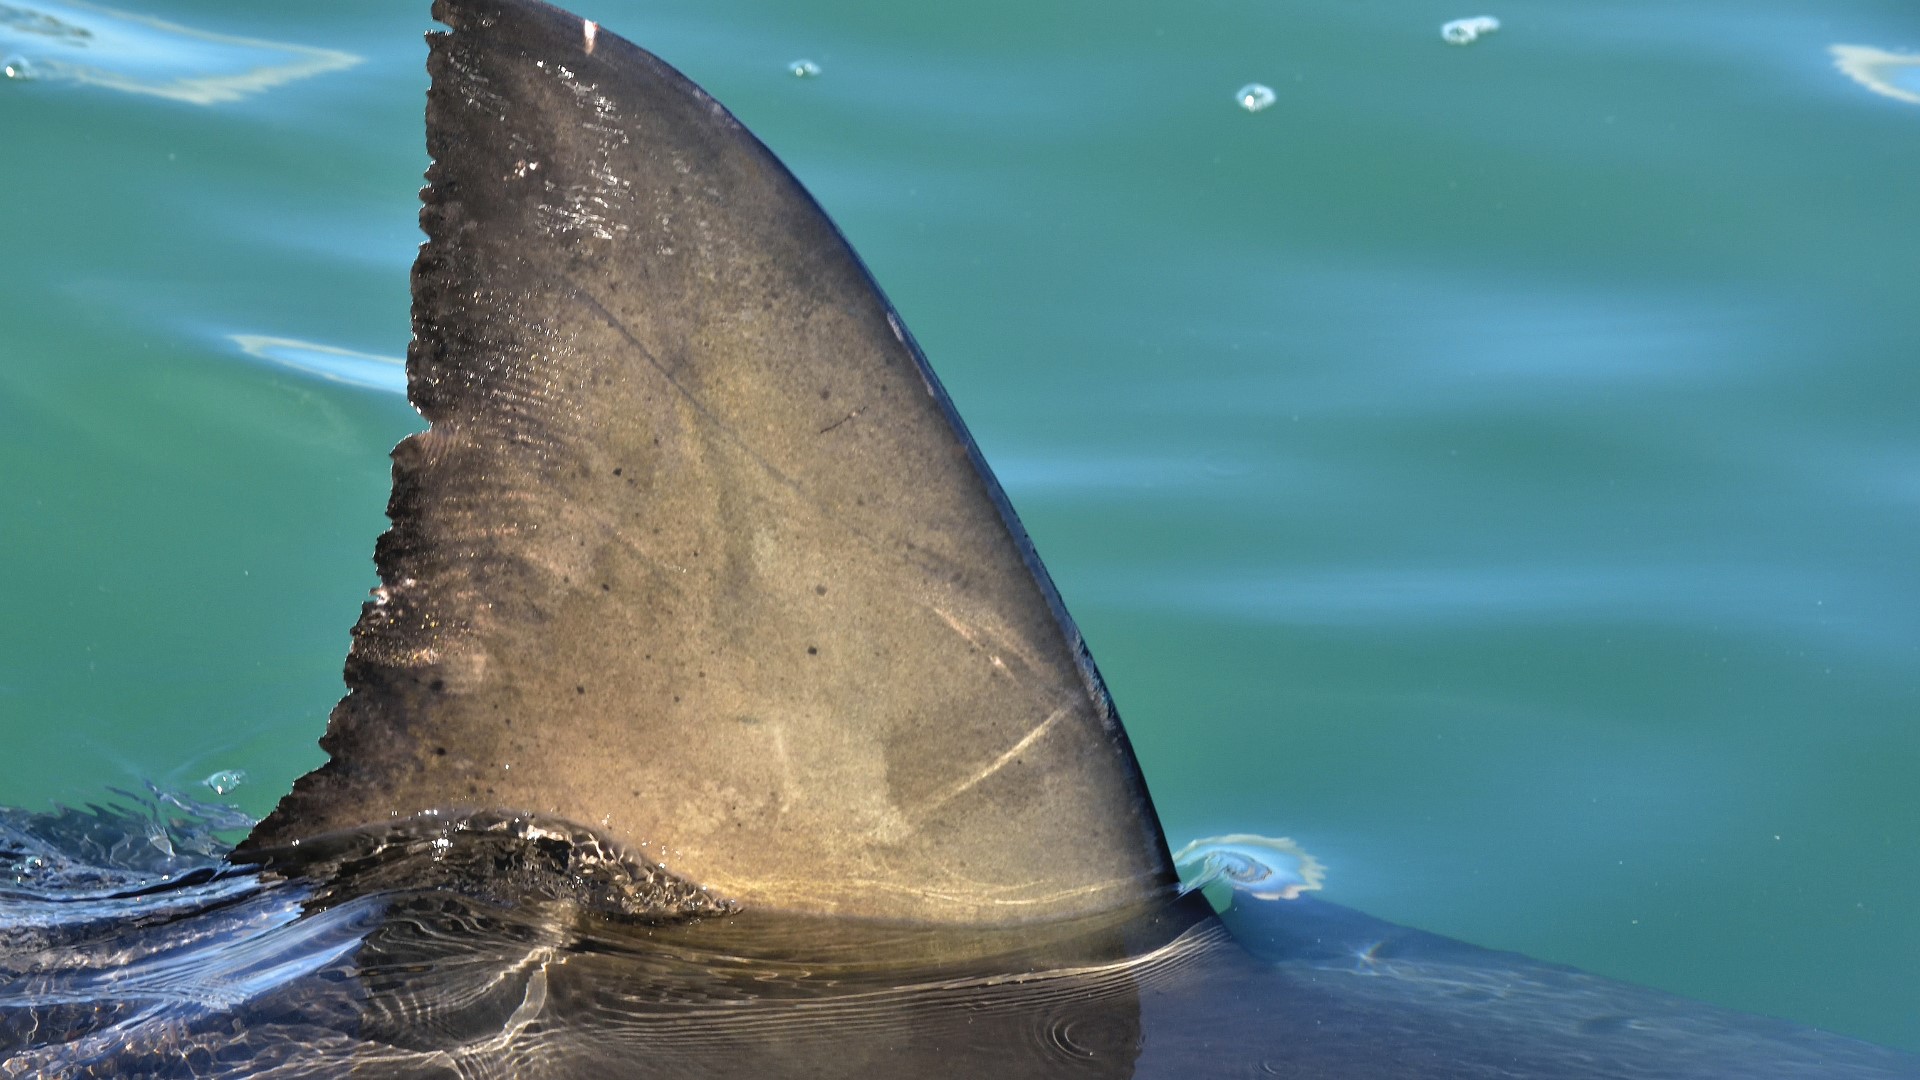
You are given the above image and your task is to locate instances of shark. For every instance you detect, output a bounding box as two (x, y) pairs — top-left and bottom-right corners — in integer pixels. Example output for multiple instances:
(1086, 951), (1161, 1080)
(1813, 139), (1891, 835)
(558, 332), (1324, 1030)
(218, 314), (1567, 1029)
(2, 1), (1917, 1076)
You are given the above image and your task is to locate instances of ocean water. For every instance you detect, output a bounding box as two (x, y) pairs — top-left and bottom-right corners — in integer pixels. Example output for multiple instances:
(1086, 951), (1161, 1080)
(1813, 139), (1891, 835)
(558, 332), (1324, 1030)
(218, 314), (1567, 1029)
(2, 0), (1915, 1055)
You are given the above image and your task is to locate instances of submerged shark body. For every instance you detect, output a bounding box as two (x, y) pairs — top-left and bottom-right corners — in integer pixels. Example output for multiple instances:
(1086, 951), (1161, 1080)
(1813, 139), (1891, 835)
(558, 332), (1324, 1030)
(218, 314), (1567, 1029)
(2, 0), (1916, 1076)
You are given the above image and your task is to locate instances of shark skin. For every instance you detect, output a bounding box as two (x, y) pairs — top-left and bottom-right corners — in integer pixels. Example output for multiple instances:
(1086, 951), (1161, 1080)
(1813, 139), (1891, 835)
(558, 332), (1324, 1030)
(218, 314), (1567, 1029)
(1, 1), (1917, 1078)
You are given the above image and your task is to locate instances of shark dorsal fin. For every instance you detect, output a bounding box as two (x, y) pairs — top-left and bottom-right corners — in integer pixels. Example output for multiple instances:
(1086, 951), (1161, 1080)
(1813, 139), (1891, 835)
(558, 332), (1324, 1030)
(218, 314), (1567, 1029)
(241, 0), (1174, 923)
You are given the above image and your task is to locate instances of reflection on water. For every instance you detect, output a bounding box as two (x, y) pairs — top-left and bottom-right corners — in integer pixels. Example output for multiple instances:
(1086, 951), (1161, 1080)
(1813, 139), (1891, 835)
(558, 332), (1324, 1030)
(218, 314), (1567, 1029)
(230, 335), (406, 394)
(1831, 45), (1920, 106)
(0, 0), (358, 104)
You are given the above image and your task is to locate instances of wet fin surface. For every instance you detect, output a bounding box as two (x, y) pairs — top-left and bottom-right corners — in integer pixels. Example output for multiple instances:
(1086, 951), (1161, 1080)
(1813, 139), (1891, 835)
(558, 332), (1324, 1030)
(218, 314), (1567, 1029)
(240, 0), (1174, 922)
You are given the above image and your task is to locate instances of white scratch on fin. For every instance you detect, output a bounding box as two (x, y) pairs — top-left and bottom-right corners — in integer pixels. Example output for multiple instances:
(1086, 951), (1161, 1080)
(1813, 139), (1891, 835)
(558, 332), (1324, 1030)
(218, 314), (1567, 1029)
(932, 606), (981, 647)
(921, 707), (1069, 812)
(933, 606), (1004, 668)
(772, 724), (795, 814)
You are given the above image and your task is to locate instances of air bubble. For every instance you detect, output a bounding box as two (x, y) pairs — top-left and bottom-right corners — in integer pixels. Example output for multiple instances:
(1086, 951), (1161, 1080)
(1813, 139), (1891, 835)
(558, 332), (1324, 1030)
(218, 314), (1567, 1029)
(1441, 16), (1501, 45)
(788, 59), (821, 78)
(1235, 83), (1276, 112)
(3, 55), (35, 81)
(201, 769), (248, 796)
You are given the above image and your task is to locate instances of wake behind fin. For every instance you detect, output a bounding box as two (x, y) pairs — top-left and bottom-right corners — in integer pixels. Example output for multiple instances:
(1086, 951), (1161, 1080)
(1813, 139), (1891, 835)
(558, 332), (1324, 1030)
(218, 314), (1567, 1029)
(239, 0), (1175, 923)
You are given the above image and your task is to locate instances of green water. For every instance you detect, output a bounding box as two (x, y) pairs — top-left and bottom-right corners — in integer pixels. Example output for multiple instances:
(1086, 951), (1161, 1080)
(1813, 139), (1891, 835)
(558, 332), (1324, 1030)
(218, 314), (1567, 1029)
(3, 0), (1916, 1053)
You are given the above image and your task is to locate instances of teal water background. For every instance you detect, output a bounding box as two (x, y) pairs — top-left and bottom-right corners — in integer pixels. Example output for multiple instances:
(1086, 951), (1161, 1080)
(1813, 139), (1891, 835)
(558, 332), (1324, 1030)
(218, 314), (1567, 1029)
(2, 0), (1916, 1052)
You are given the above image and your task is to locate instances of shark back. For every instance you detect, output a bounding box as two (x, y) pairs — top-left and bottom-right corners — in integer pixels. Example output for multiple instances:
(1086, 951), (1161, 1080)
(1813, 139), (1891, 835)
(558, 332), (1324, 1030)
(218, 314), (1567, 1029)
(239, 0), (1174, 923)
